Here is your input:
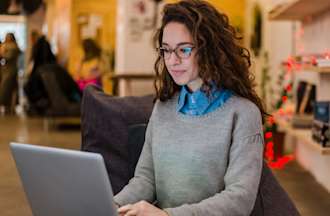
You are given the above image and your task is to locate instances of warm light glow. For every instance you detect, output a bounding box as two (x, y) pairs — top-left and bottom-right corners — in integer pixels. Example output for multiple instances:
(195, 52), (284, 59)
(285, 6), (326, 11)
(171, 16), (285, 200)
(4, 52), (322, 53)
(266, 141), (274, 148)
(268, 117), (275, 125)
(265, 132), (273, 139)
(279, 108), (284, 114)
(7, 0), (21, 14)
(282, 96), (288, 102)
(286, 84), (292, 92)
(264, 116), (294, 169)
(268, 155), (294, 169)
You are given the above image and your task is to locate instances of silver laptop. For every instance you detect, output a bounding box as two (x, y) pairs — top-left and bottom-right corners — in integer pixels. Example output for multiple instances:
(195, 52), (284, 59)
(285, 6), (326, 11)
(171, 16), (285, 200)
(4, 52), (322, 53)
(10, 142), (118, 216)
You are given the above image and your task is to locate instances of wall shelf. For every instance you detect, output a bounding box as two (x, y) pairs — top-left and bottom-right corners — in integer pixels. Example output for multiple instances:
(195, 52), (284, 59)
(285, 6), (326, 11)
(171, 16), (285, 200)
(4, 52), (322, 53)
(301, 66), (330, 73)
(292, 66), (330, 101)
(283, 65), (330, 73)
(274, 115), (330, 155)
(269, 0), (330, 21)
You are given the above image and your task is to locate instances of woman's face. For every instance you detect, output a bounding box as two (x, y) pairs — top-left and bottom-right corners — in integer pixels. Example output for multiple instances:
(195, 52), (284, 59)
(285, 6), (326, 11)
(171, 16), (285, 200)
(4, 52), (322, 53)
(161, 22), (200, 90)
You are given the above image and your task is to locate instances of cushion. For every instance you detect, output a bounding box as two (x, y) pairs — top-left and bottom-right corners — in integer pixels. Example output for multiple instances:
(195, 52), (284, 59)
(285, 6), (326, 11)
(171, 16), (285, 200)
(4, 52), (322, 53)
(127, 124), (148, 177)
(250, 162), (300, 216)
(81, 85), (154, 194)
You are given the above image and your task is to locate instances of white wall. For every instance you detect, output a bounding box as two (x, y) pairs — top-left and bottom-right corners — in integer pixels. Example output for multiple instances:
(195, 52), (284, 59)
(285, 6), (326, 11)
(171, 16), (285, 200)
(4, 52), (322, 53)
(245, 0), (294, 110)
(302, 11), (330, 54)
(0, 15), (26, 51)
(116, 0), (157, 73)
(294, 10), (330, 102)
(115, 0), (163, 96)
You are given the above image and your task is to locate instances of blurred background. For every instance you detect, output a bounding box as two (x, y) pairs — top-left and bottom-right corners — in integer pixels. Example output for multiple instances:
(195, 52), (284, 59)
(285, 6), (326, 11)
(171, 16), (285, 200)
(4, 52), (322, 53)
(0, 0), (330, 215)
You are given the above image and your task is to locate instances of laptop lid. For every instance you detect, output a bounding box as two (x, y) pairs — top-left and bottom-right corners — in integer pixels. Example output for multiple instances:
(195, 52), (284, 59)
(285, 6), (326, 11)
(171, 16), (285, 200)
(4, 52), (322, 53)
(10, 142), (118, 216)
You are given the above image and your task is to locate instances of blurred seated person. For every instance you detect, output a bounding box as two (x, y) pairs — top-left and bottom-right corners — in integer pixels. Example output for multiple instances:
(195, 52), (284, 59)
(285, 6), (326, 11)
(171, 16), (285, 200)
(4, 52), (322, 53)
(76, 38), (104, 91)
(24, 31), (81, 115)
(0, 33), (21, 114)
(29, 31), (57, 75)
(24, 31), (57, 114)
(0, 40), (2, 83)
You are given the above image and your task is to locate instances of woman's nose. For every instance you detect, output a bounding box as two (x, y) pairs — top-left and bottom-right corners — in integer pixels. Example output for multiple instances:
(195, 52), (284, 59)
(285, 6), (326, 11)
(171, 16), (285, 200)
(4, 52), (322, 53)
(167, 51), (181, 65)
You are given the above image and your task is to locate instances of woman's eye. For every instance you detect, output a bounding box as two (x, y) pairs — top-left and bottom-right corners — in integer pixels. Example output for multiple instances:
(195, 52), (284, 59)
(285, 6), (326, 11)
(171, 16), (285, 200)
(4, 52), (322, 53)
(180, 47), (192, 55)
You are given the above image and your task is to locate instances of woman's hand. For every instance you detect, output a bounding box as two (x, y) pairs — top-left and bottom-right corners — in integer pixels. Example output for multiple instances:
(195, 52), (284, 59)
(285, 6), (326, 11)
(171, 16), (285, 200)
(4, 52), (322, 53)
(118, 201), (168, 216)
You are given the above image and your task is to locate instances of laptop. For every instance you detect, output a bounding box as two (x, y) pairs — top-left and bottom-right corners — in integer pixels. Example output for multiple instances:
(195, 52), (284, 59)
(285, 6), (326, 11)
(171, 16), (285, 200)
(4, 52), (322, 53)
(10, 142), (118, 216)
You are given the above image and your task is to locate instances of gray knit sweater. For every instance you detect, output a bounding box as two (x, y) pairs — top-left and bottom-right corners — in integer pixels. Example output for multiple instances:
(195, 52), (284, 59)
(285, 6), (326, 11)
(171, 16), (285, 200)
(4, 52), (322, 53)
(114, 95), (264, 216)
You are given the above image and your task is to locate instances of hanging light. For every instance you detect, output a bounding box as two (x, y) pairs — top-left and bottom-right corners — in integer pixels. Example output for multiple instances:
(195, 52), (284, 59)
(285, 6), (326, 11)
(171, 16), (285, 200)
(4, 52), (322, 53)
(7, 0), (21, 14)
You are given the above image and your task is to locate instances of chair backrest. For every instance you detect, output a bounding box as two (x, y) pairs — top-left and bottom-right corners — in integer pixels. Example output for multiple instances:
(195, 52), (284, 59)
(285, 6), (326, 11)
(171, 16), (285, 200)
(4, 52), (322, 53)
(250, 162), (300, 216)
(127, 123), (148, 177)
(81, 85), (154, 194)
(39, 64), (80, 117)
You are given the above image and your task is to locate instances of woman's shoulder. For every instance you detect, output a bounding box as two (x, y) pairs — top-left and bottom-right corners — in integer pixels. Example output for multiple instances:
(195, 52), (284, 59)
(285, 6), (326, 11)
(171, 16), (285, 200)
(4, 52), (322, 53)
(227, 95), (262, 124)
(153, 95), (177, 110)
(228, 95), (263, 135)
(151, 94), (178, 116)
(229, 95), (261, 116)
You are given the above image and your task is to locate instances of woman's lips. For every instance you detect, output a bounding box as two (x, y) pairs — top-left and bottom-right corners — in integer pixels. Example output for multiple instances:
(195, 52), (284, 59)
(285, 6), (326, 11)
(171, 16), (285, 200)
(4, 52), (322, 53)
(170, 70), (185, 77)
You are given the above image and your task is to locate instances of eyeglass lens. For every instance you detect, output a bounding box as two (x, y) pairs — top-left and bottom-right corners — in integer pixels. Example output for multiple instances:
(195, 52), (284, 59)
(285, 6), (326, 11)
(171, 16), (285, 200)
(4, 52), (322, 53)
(159, 46), (194, 59)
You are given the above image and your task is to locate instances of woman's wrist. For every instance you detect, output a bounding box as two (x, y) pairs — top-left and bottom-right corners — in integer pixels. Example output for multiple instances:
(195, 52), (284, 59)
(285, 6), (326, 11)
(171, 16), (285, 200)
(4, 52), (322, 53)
(163, 209), (170, 216)
(114, 201), (120, 208)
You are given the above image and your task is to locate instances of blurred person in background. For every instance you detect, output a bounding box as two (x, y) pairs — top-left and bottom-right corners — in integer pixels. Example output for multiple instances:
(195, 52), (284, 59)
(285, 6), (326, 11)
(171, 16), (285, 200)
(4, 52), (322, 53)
(28, 30), (57, 75)
(76, 38), (104, 90)
(0, 40), (2, 84)
(24, 30), (81, 115)
(0, 33), (21, 114)
(24, 30), (57, 114)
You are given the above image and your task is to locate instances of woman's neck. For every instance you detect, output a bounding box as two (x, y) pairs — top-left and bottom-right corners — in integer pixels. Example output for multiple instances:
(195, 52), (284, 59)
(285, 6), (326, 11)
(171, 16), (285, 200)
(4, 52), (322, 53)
(187, 77), (203, 92)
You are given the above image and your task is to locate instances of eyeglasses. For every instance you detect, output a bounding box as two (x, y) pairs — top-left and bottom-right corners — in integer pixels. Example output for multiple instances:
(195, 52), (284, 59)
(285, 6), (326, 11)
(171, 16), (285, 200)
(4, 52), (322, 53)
(157, 45), (195, 60)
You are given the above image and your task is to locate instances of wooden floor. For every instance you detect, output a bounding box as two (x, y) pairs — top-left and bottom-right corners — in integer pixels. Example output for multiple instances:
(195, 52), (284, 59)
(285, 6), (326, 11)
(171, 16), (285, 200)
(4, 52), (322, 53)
(0, 115), (330, 216)
(0, 115), (81, 216)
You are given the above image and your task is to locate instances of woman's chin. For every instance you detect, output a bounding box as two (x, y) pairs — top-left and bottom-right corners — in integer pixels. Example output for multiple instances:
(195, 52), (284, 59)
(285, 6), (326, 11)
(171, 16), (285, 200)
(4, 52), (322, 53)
(173, 79), (188, 86)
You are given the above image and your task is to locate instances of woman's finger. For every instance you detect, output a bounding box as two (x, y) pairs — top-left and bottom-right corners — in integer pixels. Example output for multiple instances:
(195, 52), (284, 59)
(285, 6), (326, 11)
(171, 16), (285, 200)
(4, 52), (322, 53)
(124, 208), (138, 216)
(118, 204), (132, 214)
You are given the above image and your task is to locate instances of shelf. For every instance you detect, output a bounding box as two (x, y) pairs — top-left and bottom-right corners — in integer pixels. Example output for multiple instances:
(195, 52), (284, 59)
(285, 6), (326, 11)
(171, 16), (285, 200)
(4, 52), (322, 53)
(281, 64), (330, 74)
(269, 0), (330, 21)
(290, 65), (330, 102)
(301, 66), (330, 73)
(274, 115), (330, 155)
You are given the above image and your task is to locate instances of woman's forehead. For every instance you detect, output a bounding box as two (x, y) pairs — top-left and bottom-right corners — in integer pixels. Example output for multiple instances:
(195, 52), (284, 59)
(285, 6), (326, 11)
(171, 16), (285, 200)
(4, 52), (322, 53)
(162, 22), (193, 46)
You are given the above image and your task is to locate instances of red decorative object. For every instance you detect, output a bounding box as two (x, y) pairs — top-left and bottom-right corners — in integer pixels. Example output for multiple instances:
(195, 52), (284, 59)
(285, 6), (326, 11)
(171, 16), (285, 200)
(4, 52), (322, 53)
(265, 132), (273, 139)
(282, 96), (288, 102)
(285, 84), (292, 92)
(264, 115), (294, 169)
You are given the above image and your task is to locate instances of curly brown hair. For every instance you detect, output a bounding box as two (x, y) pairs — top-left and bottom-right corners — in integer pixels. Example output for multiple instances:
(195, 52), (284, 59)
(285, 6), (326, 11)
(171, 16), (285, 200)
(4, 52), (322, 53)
(153, 0), (267, 122)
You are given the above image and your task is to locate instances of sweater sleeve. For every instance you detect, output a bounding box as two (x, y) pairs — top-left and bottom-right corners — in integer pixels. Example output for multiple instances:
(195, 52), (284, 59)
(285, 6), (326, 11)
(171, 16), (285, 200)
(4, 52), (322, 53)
(164, 103), (264, 216)
(113, 119), (156, 206)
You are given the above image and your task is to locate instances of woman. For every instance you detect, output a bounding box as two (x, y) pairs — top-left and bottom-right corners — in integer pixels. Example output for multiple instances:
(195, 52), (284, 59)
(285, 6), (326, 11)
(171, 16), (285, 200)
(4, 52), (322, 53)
(0, 33), (21, 113)
(115, 1), (266, 215)
(76, 38), (103, 90)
